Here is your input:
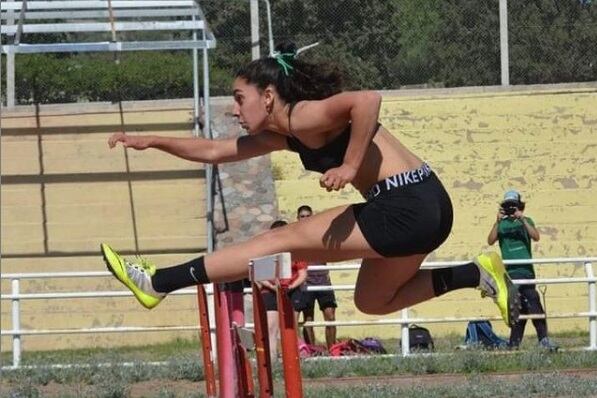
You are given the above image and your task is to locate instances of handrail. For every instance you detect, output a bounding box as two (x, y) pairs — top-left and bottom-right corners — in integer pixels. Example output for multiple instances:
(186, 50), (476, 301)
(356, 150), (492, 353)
(1, 1), (197, 11)
(3, 257), (596, 279)
(0, 0), (217, 55)
(1, 20), (206, 35)
(1, 257), (595, 369)
(212, 164), (229, 234)
(2, 276), (595, 300)
(0, 9), (200, 20)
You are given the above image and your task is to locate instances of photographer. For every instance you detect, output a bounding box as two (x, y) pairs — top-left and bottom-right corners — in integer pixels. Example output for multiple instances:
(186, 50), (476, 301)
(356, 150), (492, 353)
(487, 190), (558, 351)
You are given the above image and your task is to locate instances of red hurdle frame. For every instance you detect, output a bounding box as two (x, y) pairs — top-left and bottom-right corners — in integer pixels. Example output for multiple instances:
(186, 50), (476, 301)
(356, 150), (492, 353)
(197, 253), (303, 397)
(276, 281), (304, 398)
(196, 285), (217, 398)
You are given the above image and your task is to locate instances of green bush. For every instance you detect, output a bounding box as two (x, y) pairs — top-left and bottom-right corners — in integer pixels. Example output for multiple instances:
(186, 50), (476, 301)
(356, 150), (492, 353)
(13, 52), (197, 104)
(3, 0), (595, 105)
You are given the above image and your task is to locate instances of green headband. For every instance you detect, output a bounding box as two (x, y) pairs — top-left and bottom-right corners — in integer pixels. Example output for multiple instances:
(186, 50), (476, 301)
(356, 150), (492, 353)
(272, 52), (296, 76)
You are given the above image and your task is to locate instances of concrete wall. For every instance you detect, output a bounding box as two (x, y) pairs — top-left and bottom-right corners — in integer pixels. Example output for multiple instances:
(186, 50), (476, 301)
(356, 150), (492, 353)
(272, 83), (597, 340)
(1, 101), (208, 351)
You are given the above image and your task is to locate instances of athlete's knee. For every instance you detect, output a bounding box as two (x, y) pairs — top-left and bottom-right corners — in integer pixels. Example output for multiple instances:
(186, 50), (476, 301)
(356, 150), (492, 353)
(354, 293), (389, 315)
(355, 290), (410, 315)
(356, 301), (391, 315)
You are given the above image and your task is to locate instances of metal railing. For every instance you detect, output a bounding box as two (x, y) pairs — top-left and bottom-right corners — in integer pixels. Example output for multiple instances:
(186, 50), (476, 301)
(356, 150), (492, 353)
(1, 257), (596, 368)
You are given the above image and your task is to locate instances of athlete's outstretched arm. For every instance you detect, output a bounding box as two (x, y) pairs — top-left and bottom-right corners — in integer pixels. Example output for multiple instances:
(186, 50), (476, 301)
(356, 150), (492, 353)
(107, 131), (288, 164)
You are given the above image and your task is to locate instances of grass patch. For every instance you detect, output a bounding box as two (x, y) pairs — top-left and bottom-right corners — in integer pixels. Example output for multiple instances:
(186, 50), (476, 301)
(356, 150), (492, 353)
(2, 331), (589, 367)
(0, 338), (201, 367)
(299, 349), (597, 379)
(3, 348), (596, 385)
(1, 332), (595, 397)
(305, 374), (597, 398)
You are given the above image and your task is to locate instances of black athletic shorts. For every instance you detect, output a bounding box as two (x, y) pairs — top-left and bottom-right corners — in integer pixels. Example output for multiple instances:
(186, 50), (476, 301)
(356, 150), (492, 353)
(262, 287), (305, 312)
(302, 289), (337, 312)
(353, 164), (453, 257)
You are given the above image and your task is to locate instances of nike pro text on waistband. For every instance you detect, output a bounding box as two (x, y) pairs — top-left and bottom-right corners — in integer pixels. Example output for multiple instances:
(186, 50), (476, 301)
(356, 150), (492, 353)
(365, 163), (433, 201)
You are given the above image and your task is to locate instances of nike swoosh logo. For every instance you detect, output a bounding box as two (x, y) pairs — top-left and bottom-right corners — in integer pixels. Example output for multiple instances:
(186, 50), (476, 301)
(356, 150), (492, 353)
(487, 284), (497, 296)
(190, 267), (199, 283)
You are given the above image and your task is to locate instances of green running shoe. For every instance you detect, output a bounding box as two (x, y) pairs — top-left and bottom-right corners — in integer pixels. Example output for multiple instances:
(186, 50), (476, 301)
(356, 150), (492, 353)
(101, 243), (165, 309)
(474, 252), (520, 327)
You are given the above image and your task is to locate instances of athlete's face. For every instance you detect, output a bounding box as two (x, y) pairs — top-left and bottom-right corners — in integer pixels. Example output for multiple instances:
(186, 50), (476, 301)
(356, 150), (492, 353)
(232, 77), (271, 134)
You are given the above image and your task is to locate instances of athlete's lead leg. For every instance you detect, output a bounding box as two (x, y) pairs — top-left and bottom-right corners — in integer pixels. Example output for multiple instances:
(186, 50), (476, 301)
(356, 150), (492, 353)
(102, 204), (382, 309)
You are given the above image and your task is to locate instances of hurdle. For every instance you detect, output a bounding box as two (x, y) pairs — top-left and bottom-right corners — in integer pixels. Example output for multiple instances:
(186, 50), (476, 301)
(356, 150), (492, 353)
(196, 285), (217, 397)
(196, 252), (303, 398)
(249, 252), (303, 398)
(233, 323), (255, 395)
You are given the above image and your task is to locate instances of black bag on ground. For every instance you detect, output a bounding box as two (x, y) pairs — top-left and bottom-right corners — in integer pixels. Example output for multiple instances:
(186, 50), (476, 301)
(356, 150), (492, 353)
(406, 324), (434, 351)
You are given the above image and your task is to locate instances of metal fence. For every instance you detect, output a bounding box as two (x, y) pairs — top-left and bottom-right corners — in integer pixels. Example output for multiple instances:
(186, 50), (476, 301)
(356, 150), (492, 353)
(2, 257), (596, 369)
(2, 0), (596, 105)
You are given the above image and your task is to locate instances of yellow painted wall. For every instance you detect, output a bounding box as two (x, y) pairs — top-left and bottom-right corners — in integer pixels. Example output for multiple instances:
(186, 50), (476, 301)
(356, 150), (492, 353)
(272, 86), (597, 340)
(1, 102), (207, 352)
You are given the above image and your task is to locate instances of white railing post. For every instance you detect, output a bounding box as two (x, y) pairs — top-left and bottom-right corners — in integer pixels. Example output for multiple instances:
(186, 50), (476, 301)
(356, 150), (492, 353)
(11, 279), (21, 367)
(585, 262), (596, 350)
(401, 308), (410, 356)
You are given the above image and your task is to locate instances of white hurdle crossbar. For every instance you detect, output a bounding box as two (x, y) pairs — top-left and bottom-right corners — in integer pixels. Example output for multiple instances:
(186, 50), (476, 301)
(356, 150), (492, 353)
(248, 252), (292, 282)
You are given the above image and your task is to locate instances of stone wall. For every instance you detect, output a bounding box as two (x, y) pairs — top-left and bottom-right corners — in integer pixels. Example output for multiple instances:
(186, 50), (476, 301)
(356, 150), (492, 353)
(209, 98), (280, 249)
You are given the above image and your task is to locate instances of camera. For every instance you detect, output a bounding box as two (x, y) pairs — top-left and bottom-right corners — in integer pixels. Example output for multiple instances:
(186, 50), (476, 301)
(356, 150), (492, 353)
(501, 200), (524, 216)
(501, 204), (518, 216)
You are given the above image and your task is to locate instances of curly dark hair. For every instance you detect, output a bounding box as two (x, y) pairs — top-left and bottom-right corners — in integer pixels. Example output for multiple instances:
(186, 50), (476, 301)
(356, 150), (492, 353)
(270, 220), (288, 229)
(297, 205), (312, 215)
(235, 41), (343, 103)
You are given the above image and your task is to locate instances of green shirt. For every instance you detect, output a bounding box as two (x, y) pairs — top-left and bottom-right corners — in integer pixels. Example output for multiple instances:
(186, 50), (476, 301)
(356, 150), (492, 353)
(497, 216), (536, 279)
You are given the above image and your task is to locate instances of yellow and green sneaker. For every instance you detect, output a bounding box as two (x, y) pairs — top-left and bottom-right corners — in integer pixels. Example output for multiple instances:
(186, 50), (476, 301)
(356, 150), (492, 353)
(101, 243), (165, 309)
(474, 252), (520, 327)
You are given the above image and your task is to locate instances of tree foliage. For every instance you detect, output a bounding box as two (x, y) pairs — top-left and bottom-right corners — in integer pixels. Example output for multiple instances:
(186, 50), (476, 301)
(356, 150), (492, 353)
(2, 0), (595, 104)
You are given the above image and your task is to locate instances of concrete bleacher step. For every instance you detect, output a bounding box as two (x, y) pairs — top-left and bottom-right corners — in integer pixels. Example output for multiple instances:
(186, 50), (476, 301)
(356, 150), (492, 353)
(1, 100), (208, 256)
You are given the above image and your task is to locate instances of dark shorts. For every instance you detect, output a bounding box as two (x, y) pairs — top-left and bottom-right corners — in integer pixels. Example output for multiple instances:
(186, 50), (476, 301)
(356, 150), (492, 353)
(262, 288), (305, 312)
(517, 284), (545, 315)
(353, 165), (453, 257)
(302, 289), (337, 312)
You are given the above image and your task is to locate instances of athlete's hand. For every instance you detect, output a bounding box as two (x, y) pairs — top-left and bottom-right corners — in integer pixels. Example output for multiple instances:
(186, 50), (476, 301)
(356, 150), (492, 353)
(320, 164), (357, 191)
(108, 132), (153, 150)
(260, 280), (276, 292)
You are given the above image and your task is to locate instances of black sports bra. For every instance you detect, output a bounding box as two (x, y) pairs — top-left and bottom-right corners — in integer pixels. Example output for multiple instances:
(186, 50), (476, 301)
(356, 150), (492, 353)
(285, 102), (381, 174)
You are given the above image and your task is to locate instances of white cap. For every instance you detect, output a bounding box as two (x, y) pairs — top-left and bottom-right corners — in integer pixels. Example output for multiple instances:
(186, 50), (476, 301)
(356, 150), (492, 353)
(503, 190), (521, 203)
